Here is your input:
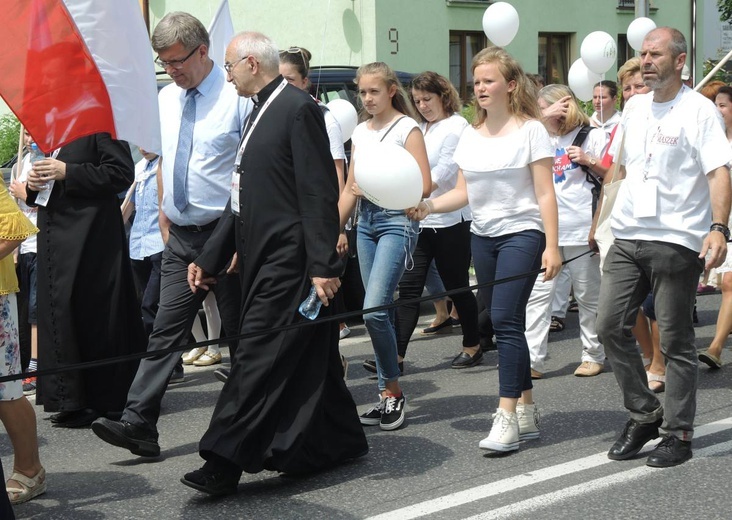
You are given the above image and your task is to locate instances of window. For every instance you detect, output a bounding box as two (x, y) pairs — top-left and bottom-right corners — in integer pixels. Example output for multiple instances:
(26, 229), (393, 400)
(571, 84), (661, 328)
(617, 34), (633, 70)
(449, 31), (488, 102)
(538, 33), (570, 86)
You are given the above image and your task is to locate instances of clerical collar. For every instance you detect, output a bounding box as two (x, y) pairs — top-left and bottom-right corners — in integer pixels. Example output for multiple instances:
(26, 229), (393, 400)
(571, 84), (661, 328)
(252, 75), (285, 107)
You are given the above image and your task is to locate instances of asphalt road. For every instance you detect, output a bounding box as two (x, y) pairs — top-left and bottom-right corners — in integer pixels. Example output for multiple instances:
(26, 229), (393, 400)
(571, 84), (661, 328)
(4, 291), (732, 520)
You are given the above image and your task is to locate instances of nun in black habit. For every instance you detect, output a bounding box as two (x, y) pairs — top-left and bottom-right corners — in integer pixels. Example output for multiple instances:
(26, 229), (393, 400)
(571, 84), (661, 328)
(181, 31), (367, 495)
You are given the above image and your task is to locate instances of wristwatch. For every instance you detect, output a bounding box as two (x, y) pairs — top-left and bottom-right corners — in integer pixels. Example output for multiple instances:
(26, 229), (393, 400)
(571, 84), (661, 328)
(711, 222), (731, 241)
(589, 157), (597, 167)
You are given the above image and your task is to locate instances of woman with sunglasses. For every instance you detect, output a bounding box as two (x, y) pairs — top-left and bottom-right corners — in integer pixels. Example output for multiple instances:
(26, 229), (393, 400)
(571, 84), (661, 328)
(279, 46), (354, 345)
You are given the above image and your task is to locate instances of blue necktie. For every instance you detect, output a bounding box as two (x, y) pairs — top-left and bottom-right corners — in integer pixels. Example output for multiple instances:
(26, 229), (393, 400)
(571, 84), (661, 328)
(173, 88), (198, 212)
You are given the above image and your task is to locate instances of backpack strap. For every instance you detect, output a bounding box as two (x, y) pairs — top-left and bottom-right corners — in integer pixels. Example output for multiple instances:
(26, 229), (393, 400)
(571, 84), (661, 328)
(571, 125), (594, 149)
(571, 125), (602, 190)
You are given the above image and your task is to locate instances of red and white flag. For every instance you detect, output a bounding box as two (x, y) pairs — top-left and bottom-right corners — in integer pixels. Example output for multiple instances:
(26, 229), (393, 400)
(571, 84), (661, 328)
(0, 0), (161, 154)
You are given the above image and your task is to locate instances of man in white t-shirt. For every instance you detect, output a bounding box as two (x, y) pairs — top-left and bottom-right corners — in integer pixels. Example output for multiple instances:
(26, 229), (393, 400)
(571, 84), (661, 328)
(597, 27), (731, 468)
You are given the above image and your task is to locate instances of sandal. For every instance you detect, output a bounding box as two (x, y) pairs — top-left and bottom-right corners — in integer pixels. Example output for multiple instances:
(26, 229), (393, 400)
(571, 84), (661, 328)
(549, 316), (564, 333)
(647, 372), (666, 394)
(7, 467), (47, 505)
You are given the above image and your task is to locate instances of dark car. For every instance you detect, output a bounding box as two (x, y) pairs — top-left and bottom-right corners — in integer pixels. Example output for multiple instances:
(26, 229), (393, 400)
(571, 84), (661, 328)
(308, 65), (414, 110)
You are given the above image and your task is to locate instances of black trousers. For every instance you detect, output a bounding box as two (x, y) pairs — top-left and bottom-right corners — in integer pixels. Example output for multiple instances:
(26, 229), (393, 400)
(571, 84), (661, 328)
(121, 224), (241, 433)
(131, 252), (163, 337)
(395, 221), (479, 357)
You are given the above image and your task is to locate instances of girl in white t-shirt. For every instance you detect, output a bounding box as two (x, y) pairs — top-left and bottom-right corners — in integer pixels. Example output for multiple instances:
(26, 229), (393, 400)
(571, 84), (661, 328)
(525, 84), (607, 380)
(338, 62), (431, 432)
(411, 47), (561, 454)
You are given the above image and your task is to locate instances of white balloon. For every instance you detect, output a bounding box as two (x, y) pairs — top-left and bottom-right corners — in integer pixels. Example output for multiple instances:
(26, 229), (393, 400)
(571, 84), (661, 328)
(482, 2), (520, 47)
(354, 143), (423, 210)
(568, 58), (602, 102)
(326, 98), (358, 143)
(580, 31), (617, 74)
(627, 17), (657, 51)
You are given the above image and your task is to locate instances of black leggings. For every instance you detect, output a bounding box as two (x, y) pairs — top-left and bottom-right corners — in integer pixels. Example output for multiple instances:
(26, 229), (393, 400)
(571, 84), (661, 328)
(395, 221), (479, 357)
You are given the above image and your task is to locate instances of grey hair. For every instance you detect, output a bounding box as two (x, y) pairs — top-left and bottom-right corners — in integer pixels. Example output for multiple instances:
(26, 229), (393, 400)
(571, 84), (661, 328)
(647, 27), (687, 58)
(232, 31), (280, 75)
(151, 12), (210, 53)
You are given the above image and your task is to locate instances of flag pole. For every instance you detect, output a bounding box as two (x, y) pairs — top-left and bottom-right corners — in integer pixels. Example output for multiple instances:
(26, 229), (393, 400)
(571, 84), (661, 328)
(13, 123), (24, 183)
(694, 48), (732, 91)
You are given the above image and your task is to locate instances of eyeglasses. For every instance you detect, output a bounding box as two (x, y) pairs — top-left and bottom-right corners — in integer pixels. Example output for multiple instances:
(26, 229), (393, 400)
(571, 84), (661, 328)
(154, 46), (200, 69)
(224, 55), (258, 75)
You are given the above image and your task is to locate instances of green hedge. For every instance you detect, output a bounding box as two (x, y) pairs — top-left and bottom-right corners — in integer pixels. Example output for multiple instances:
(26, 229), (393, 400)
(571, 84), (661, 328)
(0, 114), (20, 165)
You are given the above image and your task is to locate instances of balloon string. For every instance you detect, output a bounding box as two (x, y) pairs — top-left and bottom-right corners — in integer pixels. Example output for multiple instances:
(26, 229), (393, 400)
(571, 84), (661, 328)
(403, 218), (415, 272)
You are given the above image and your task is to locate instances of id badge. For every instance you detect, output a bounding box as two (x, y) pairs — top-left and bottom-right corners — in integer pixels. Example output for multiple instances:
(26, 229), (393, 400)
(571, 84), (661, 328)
(633, 180), (657, 218)
(230, 171), (240, 215)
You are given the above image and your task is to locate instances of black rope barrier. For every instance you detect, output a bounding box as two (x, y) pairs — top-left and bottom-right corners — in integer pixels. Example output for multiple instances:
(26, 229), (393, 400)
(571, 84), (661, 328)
(0, 249), (596, 384)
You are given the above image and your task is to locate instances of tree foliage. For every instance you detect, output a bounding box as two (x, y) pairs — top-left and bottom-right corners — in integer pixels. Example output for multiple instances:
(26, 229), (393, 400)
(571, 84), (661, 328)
(719, 0), (732, 23)
(0, 114), (20, 167)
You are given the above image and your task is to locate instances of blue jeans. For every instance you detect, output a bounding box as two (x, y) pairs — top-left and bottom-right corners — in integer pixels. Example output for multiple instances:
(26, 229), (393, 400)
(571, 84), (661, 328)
(358, 199), (418, 391)
(472, 230), (544, 398)
(597, 239), (703, 440)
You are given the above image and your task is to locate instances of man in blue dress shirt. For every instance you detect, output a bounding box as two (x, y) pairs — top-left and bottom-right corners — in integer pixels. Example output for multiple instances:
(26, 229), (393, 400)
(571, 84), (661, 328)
(91, 11), (251, 458)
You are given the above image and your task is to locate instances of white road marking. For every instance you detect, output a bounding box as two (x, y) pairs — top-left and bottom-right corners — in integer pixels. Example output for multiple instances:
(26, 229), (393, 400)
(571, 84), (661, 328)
(365, 418), (732, 520)
(468, 438), (732, 520)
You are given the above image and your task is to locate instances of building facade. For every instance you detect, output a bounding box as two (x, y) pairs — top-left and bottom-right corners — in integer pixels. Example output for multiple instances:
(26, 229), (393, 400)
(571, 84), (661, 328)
(145, 0), (704, 101)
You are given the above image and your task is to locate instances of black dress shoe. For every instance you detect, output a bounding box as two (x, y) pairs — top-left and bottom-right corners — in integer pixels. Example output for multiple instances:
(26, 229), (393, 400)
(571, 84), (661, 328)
(91, 418), (160, 457)
(50, 411), (74, 424)
(451, 350), (483, 369)
(214, 367), (230, 383)
(362, 359), (404, 375)
(421, 318), (453, 335)
(646, 435), (692, 468)
(181, 468), (240, 496)
(607, 418), (663, 460)
(51, 408), (100, 428)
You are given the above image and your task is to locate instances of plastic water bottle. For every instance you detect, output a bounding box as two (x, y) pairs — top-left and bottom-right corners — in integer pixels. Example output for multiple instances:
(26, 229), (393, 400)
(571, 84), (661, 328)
(298, 285), (322, 320)
(29, 143), (48, 190)
(29, 142), (44, 163)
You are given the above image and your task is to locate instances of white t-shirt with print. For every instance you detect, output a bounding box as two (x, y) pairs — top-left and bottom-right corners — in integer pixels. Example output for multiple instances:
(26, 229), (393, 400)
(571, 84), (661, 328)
(453, 119), (553, 238)
(552, 125), (607, 245)
(421, 114), (469, 228)
(610, 87), (732, 252)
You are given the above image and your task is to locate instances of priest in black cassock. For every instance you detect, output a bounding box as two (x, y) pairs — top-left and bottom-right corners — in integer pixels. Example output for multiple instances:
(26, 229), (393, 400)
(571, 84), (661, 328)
(181, 31), (368, 496)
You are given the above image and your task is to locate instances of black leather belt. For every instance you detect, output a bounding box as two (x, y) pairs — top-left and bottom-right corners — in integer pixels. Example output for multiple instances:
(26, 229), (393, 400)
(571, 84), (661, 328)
(177, 219), (219, 233)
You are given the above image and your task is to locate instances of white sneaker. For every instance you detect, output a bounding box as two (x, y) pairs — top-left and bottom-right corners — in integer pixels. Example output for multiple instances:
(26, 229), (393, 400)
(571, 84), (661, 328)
(516, 403), (540, 440)
(479, 408), (520, 452)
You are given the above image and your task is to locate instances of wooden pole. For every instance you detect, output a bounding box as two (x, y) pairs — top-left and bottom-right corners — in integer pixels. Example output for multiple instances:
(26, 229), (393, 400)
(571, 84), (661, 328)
(13, 123), (24, 183)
